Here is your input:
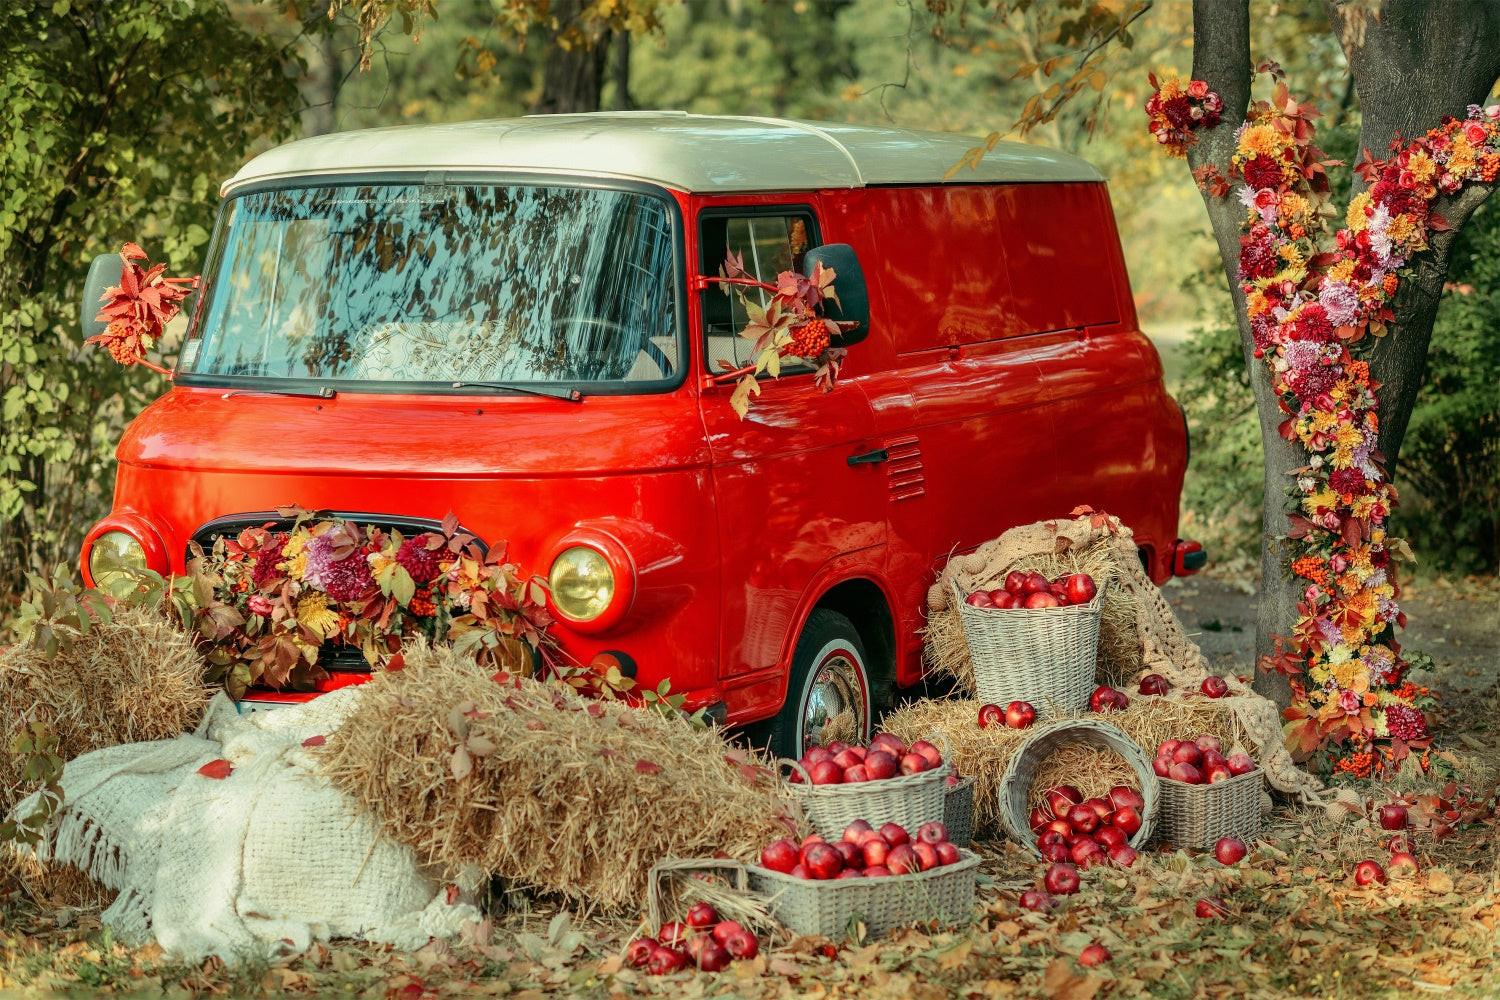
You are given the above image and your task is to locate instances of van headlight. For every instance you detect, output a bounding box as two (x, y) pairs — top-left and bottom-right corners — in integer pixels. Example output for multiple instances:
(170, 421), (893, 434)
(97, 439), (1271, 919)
(548, 546), (615, 621)
(88, 531), (148, 591)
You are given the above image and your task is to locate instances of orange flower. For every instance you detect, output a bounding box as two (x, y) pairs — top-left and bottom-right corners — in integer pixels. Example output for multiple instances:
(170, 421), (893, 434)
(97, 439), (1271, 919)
(1382, 273), (1399, 296)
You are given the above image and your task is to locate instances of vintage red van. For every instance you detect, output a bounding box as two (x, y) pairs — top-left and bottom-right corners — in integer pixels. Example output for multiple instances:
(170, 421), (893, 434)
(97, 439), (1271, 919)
(79, 114), (1197, 756)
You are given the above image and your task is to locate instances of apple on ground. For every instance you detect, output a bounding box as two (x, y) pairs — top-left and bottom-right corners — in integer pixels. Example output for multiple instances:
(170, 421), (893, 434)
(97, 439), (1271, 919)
(1214, 838), (1247, 864)
(1354, 860), (1387, 886)
(978, 703), (1005, 729)
(626, 937), (657, 967)
(1005, 700), (1037, 729)
(1387, 852), (1420, 878)
(1040, 838), (1072, 863)
(1019, 889), (1054, 912)
(658, 921), (688, 947)
(712, 921), (744, 946)
(685, 902), (718, 928)
(1139, 673), (1169, 696)
(1108, 843), (1138, 867)
(1378, 804), (1408, 830)
(647, 946), (687, 975)
(1195, 897), (1229, 919)
(1078, 944), (1110, 966)
(1043, 862), (1081, 895)
(725, 930), (759, 960)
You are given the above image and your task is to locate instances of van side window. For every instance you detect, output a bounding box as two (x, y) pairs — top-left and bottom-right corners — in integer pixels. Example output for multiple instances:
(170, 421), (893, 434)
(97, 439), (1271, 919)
(699, 210), (818, 373)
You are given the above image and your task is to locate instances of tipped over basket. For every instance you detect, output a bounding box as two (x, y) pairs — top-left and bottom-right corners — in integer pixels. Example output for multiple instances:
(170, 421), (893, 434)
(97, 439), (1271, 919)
(997, 717), (1160, 853)
(953, 579), (1107, 715)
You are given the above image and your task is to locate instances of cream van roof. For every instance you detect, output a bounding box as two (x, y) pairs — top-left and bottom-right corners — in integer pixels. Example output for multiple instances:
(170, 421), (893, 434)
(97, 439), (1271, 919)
(222, 113), (1103, 196)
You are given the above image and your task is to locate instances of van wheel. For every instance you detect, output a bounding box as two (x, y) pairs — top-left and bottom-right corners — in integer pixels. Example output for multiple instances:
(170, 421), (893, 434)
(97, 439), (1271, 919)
(759, 609), (872, 761)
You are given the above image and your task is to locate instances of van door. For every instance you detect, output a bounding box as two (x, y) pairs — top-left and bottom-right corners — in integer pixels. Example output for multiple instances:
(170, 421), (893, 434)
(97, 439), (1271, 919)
(693, 202), (886, 693)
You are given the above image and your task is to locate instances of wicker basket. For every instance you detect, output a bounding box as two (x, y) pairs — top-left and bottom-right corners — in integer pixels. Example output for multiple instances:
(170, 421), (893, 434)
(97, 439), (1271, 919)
(997, 718), (1159, 854)
(646, 857), (748, 934)
(783, 739), (950, 841)
(1154, 768), (1263, 850)
(952, 579), (1107, 715)
(944, 775), (977, 848)
(748, 849), (980, 939)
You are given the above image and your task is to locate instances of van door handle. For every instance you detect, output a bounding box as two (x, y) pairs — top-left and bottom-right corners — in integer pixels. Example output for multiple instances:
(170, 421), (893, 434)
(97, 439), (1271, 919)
(847, 448), (890, 466)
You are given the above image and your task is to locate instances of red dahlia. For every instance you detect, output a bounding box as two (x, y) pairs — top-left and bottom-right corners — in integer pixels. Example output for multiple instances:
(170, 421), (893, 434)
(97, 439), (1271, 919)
(1241, 155), (1285, 191)
(1329, 468), (1370, 496)
(395, 537), (443, 584)
(323, 554), (374, 602)
(250, 534), (289, 588)
(1384, 705), (1428, 741)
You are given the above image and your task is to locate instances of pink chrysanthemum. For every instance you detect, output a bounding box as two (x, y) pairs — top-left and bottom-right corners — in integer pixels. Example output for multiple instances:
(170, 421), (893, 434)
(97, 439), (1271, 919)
(323, 554), (373, 603)
(1384, 704), (1428, 741)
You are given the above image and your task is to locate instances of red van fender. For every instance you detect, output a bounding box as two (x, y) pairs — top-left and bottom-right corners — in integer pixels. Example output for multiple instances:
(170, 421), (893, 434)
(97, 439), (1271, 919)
(769, 551), (896, 703)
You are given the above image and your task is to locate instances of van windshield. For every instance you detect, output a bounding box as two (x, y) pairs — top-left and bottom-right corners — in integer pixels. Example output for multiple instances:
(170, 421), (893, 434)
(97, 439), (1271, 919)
(179, 182), (680, 388)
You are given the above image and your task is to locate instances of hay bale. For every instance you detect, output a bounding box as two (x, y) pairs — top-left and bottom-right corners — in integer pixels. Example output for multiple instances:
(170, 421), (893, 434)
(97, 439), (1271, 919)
(922, 535), (1141, 695)
(316, 642), (804, 911)
(0, 849), (116, 911)
(883, 696), (1247, 837)
(1, 606), (211, 811)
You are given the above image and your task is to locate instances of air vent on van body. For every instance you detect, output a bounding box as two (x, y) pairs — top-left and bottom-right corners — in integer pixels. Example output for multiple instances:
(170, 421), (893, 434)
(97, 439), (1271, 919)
(884, 435), (925, 501)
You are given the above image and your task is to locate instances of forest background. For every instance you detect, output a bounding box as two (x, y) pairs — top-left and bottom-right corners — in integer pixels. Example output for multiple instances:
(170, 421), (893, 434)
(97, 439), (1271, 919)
(1, 0), (1495, 606)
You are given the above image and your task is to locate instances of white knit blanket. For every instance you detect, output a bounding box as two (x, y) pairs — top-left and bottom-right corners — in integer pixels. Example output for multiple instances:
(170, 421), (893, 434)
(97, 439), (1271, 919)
(13, 688), (480, 964)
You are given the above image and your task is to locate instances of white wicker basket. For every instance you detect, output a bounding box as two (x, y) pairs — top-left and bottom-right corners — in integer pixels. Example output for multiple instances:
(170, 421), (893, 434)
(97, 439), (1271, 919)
(953, 578), (1106, 715)
(1154, 768), (1263, 850)
(783, 755), (949, 842)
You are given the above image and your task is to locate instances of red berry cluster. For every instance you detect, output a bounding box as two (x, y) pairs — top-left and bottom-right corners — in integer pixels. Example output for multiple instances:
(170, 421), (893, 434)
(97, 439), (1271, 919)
(788, 318), (831, 358)
(1029, 784), (1144, 870)
(758, 820), (962, 880)
(625, 903), (759, 975)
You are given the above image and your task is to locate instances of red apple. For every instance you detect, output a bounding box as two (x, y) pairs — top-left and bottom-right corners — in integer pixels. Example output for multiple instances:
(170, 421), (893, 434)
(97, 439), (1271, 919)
(1195, 736), (1222, 755)
(1214, 838), (1246, 864)
(1386, 834), (1413, 854)
(861, 837), (890, 868)
(804, 746), (833, 767)
(685, 934), (711, 963)
(911, 740), (943, 770)
(1019, 889), (1054, 912)
(995, 592), (1019, 609)
(935, 842), (961, 866)
(826, 741), (849, 755)
(1171, 742), (1203, 767)
(887, 844), (920, 875)
(724, 930), (758, 960)
(842, 764), (870, 783)
(912, 841), (939, 871)
(1226, 753), (1257, 775)
(1067, 803), (1099, 834)
(988, 588), (1008, 605)
(978, 703), (1005, 729)
(1195, 897), (1228, 919)
(880, 822), (910, 847)
(1107, 785), (1145, 811)
(1048, 584), (1071, 605)
(1095, 825), (1127, 849)
(1071, 838), (1106, 868)
(1083, 797), (1114, 822)
(864, 750), (900, 780)
(1065, 573), (1097, 605)
(965, 591), (995, 609)
(1037, 829), (1069, 852)
(917, 821), (948, 845)
(1042, 819), (1074, 842)
(1089, 685), (1119, 713)
(1139, 674), (1169, 696)
(1024, 571), (1049, 594)
(760, 839), (798, 874)
(843, 820), (873, 843)
(1040, 839), (1072, 863)
(1025, 592), (1061, 609)
(832, 748), (863, 770)
(1201, 749), (1227, 770)
(1005, 700), (1037, 729)
(1030, 807), (1053, 832)
(1200, 676), (1229, 698)
(832, 840), (862, 867)
(1045, 786), (1083, 816)
(789, 865), (808, 879)
(1168, 762), (1203, 784)
(658, 921), (689, 947)
(1078, 943), (1110, 967)
(1387, 852), (1420, 878)
(1151, 756), (1172, 778)
(1157, 739), (1182, 758)
(1108, 843), (1139, 867)
(1206, 764), (1233, 783)
(626, 936), (657, 967)
(1004, 570), (1028, 595)
(685, 902), (718, 929)
(809, 760), (844, 785)
(698, 945), (731, 972)
(946, 773), (959, 786)
(802, 843), (843, 880)
(712, 921), (744, 946)
(863, 865), (891, 877)
(835, 869), (865, 879)
(1043, 862), (1080, 895)
(1377, 804), (1408, 830)
(869, 734), (906, 757)
(1111, 806), (1142, 836)
(647, 946), (687, 975)
(1354, 860), (1387, 886)
(899, 753), (929, 775)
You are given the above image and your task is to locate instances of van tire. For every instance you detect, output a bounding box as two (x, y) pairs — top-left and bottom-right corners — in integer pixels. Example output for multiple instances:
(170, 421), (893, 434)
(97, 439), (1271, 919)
(754, 609), (873, 760)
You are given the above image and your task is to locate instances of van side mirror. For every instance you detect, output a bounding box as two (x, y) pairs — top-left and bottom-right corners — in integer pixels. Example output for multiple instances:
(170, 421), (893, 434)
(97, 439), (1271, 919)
(803, 244), (870, 347)
(80, 252), (120, 340)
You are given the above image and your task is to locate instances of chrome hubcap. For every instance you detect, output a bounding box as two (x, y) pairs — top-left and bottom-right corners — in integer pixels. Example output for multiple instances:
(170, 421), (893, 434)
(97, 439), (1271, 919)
(801, 651), (869, 752)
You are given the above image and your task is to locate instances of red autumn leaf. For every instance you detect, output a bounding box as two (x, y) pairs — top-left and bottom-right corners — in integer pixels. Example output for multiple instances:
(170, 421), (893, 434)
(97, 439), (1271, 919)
(385, 653), (405, 673)
(197, 759), (233, 779)
(301, 735), (327, 747)
(1428, 211), (1453, 232)
(635, 759), (663, 774)
(445, 883), (460, 905)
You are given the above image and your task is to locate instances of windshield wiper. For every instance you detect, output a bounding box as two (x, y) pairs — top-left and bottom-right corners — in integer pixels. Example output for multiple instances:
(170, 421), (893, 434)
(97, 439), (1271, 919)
(221, 386), (337, 400)
(450, 381), (584, 402)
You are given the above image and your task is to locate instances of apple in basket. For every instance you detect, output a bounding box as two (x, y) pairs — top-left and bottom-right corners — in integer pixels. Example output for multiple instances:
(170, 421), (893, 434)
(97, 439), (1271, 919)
(809, 760), (844, 784)
(802, 843), (844, 880)
(1067, 803), (1099, 834)
(1023, 571), (1049, 594)
(965, 590), (996, 608)
(1157, 738), (1182, 758)
(1196, 736), (1221, 754)
(1108, 844), (1138, 868)
(1029, 807), (1052, 833)
(918, 821), (949, 845)
(1039, 838), (1071, 864)
(1111, 807), (1143, 836)
(1005, 701), (1037, 729)
(1045, 785), (1084, 817)
(881, 822), (911, 847)
(1168, 761), (1204, 784)
(1095, 825), (1127, 849)
(861, 837), (891, 868)
(843, 820), (873, 843)
(1139, 673), (1169, 696)
(1171, 742), (1203, 767)
(832, 841), (862, 868)
(685, 902), (718, 929)
(1151, 756), (1172, 778)
(1025, 592), (1061, 609)
(865, 750), (900, 780)
(912, 740), (943, 769)
(978, 703), (1005, 729)
(1226, 753), (1258, 775)
(912, 842), (940, 871)
(936, 842), (961, 866)
(1206, 764), (1234, 783)
(1066, 573), (1098, 605)
(900, 753), (930, 775)
(887, 844), (921, 875)
(760, 839), (799, 874)
(870, 733), (906, 757)
(1108, 786), (1145, 811)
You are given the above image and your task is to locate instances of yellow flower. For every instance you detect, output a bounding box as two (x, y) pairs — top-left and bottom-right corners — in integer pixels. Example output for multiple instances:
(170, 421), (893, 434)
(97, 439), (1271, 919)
(296, 593), (342, 638)
(1345, 192), (1372, 232)
(1386, 213), (1419, 245)
(1336, 423), (1365, 449)
(1157, 75), (1183, 100)
(1278, 242), (1304, 264)
(1237, 124), (1284, 159)
(1311, 411), (1338, 433)
(1303, 487), (1338, 514)
(1328, 258), (1356, 283)
(1246, 290), (1270, 317)
(1407, 150), (1437, 183)
(1279, 192), (1311, 223)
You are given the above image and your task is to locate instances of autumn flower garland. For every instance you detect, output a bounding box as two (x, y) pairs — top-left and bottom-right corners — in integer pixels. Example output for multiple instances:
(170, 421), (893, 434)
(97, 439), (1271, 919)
(1150, 73), (1498, 777)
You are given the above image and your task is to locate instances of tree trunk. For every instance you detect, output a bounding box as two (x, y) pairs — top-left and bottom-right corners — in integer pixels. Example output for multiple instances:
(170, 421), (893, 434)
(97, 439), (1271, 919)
(531, 0), (611, 115)
(1187, 0), (1500, 709)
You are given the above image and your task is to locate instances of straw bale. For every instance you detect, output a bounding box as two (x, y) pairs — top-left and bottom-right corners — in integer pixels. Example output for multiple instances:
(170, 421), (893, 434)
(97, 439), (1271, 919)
(0, 849), (116, 911)
(922, 534), (1139, 694)
(0, 606), (212, 811)
(317, 642), (804, 911)
(883, 695), (1246, 837)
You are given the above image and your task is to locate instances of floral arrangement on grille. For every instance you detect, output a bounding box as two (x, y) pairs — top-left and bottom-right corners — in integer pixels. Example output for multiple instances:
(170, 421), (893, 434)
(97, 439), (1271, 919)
(1147, 67), (1500, 776)
(186, 508), (555, 697)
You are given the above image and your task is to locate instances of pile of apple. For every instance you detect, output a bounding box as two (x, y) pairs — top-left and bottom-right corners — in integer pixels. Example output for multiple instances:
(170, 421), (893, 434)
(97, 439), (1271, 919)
(789, 734), (944, 785)
(1027, 784), (1145, 868)
(626, 902), (760, 975)
(1152, 735), (1257, 785)
(758, 820), (962, 879)
(964, 570), (1098, 610)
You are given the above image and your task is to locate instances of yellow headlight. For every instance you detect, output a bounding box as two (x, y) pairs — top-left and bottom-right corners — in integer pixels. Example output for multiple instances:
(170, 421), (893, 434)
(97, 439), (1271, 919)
(548, 546), (615, 621)
(88, 531), (148, 593)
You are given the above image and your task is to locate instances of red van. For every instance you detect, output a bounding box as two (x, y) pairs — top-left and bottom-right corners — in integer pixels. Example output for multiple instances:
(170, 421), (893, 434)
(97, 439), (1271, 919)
(79, 114), (1193, 756)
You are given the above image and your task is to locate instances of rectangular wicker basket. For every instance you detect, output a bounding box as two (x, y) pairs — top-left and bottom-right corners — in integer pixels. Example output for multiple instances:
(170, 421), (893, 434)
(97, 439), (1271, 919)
(747, 849), (980, 939)
(953, 579), (1106, 715)
(944, 775), (976, 848)
(787, 763), (949, 842)
(1154, 768), (1263, 850)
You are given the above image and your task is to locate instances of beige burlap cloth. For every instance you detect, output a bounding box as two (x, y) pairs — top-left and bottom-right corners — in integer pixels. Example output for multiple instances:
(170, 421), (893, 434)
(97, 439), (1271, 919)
(926, 513), (1326, 805)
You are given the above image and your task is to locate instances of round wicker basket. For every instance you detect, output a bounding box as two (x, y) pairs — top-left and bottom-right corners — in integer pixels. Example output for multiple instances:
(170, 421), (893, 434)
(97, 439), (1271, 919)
(997, 718), (1160, 853)
(943, 774), (977, 848)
